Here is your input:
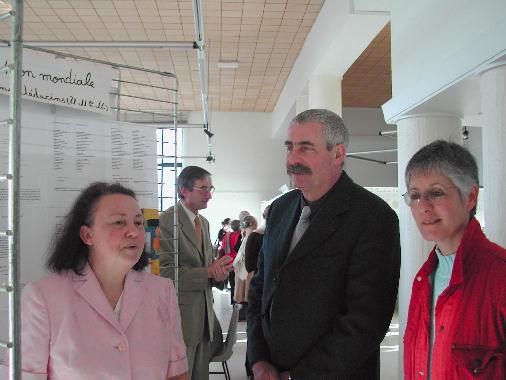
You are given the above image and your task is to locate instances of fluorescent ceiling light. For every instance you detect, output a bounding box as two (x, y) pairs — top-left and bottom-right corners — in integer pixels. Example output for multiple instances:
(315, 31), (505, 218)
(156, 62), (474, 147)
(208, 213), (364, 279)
(218, 61), (239, 69)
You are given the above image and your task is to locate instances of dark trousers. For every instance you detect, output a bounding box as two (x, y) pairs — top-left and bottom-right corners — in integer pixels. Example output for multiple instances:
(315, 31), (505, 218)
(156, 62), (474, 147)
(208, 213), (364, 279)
(229, 271), (235, 304)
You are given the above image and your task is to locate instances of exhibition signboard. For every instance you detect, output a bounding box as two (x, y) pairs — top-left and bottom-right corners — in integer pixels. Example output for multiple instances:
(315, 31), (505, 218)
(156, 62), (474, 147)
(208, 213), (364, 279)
(0, 47), (113, 115)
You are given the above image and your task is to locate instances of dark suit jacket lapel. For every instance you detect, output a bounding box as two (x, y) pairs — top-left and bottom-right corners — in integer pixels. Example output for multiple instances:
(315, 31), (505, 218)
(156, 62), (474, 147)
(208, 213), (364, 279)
(177, 202), (205, 263)
(282, 172), (353, 266)
(274, 198), (301, 269)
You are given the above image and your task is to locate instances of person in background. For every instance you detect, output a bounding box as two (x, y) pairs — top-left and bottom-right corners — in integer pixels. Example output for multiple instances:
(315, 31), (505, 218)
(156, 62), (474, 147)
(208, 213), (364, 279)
(238, 210), (251, 223)
(403, 140), (506, 380)
(215, 217), (230, 249)
(1, 182), (188, 380)
(243, 206), (270, 380)
(245, 205), (270, 275)
(247, 109), (400, 380)
(219, 219), (242, 304)
(233, 215), (258, 314)
(159, 166), (233, 380)
(234, 210), (251, 255)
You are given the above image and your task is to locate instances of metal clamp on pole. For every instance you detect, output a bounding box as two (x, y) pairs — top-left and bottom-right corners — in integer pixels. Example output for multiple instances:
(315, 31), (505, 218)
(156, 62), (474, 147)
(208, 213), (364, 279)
(0, 340), (14, 348)
(0, 63), (13, 74)
(0, 284), (14, 293)
(0, 10), (13, 22)
(0, 118), (13, 125)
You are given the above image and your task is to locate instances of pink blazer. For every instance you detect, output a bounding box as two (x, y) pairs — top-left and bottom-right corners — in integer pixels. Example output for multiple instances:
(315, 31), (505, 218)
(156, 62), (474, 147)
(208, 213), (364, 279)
(2, 265), (187, 379)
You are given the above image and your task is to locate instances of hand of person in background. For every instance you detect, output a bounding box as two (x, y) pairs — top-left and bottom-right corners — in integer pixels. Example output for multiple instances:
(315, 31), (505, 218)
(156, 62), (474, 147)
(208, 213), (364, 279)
(252, 361), (281, 380)
(207, 255), (233, 282)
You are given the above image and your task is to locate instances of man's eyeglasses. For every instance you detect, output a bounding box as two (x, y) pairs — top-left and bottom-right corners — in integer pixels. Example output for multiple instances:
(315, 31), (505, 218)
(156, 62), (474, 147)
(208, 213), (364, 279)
(192, 186), (215, 194)
(402, 185), (457, 207)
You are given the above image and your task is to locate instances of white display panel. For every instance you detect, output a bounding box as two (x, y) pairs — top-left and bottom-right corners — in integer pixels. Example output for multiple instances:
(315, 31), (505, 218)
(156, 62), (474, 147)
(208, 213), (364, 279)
(0, 101), (158, 287)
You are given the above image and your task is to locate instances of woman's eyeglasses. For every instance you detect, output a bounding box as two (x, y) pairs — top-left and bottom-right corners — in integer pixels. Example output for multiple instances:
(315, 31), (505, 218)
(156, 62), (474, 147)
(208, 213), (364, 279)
(402, 185), (457, 207)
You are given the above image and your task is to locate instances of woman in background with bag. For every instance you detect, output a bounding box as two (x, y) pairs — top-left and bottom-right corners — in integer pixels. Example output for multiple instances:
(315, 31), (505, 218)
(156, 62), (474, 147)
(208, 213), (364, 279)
(219, 219), (242, 303)
(233, 215), (258, 310)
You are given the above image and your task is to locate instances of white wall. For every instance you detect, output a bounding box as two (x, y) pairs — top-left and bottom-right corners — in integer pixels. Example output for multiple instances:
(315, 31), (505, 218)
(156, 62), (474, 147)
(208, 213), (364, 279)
(182, 112), (287, 240)
(384, 0), (506, 121)
(342, 107), (398, 187)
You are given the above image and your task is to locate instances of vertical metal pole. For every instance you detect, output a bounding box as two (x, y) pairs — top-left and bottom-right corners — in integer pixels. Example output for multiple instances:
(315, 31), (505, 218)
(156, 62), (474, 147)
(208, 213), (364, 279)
(159, 128), (164, 212)
(173, 77), (179, 295)
(115, 68), (121, 121)
(8, 0), (23, 378)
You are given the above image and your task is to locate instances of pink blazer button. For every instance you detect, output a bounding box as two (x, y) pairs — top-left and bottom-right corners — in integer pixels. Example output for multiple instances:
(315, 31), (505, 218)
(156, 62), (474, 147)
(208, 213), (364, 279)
(117, 342), (127, 352)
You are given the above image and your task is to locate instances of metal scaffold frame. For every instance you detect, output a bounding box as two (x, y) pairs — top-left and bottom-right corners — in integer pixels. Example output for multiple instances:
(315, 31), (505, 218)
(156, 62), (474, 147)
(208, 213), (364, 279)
(13, 44), (184, 296)
(0, 0), (213, 375)
(0, 1), (23, 379)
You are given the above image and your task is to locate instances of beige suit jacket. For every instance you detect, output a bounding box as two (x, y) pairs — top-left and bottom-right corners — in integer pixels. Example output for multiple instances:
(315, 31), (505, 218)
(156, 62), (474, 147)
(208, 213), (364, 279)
(159, 202), (217, 346)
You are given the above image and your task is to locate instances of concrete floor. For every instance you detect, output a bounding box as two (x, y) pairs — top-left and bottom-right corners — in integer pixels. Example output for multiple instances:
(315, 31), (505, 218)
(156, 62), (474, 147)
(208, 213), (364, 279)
(209, 288), (399, 380)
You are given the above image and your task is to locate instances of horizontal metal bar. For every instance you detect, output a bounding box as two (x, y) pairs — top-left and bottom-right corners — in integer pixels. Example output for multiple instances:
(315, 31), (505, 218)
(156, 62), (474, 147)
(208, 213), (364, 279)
(112, 78), (177, 92)
(379, 130), (397, 136)
(110, 106), (175, 117)
(160, 124), (205, 130)
(110, 92), (177, 105)
(0, 230), (13, 236)
(22, 41), (196, 49)
(386, 161), (398, 165)
(0, 118), (13, 125)
(379, 134), (397, 141)
(0, 11), (13, 22)
(347, 155), (389, 165)
(0, 340), (13, 348)
(0, 174), (13, 181)
(0, 284), (13, 293)
(0, 41), (177, 79)
(347, 148), (397, 155)
(159, 155), (208, 159)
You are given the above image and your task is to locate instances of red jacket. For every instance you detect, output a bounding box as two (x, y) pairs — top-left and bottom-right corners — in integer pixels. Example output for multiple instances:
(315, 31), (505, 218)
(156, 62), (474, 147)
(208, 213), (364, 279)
(404, 218), (506, 380)
(219, 231), (241, 260)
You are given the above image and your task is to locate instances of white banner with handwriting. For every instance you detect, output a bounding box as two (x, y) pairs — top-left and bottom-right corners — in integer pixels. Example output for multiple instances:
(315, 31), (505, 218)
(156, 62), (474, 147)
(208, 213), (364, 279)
(0, 48), (113, 115)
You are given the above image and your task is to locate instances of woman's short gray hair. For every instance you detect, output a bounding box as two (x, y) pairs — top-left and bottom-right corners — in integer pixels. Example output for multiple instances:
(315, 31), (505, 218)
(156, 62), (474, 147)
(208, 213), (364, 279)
(291, 109), (349, 149)
(405, 140), (479, 217)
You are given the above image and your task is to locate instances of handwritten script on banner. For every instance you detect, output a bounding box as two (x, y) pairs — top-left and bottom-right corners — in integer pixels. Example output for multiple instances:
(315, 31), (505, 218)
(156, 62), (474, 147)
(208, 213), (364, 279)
(0, 48), (113, 116)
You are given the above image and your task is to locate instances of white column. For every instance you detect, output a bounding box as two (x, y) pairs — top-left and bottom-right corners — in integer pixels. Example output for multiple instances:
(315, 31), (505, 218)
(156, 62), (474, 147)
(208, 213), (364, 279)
(396, 114), (462, 378)
(296, 94), (308, 115)
(308, 74), (342, 116)
(480, 63), (506, 246)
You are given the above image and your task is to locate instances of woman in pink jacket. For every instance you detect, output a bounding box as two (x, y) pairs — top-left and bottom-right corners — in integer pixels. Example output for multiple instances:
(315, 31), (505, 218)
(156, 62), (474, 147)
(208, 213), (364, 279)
(2, 182), (189, 380)
(403, 141), (505, 380)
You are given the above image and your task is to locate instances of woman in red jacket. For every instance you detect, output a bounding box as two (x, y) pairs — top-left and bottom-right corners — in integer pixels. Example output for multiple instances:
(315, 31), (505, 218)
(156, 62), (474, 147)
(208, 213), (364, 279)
(402, 140), (505, 380)
(219, 219), (242, 304)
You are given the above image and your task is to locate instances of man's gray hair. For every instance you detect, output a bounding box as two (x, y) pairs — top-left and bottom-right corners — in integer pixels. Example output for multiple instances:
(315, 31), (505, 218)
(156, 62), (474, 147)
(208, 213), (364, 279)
(405, 140), (479, 218)
(291, 109), (349, 150)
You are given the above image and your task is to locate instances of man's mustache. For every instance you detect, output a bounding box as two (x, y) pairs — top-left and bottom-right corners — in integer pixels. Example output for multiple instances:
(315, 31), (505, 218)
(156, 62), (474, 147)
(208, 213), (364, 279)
(286, 163), (312, 175)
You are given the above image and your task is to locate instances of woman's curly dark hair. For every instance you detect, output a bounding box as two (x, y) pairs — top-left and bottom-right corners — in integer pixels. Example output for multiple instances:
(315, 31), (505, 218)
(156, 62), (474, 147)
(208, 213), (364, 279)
(46, 182), (148, 275)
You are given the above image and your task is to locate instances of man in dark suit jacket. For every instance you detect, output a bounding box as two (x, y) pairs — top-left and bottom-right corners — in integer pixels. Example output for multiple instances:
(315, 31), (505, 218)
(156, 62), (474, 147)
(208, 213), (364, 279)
(247, 109), (401, 380)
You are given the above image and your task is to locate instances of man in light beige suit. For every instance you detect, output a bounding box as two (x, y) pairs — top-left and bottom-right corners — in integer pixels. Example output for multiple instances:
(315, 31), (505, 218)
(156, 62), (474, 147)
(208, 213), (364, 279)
(160, 166), (233, 380)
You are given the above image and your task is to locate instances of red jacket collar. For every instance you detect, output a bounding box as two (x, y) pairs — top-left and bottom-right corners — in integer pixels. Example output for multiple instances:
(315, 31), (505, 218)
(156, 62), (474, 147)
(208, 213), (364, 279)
(417, 218), (485, 285)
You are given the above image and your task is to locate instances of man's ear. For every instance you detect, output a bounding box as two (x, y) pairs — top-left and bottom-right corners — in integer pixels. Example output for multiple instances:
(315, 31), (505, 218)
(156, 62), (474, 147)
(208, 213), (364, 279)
(80, 225), (93, 246)
(180, 187), (190, 199)
(334, 144), (347, 166)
